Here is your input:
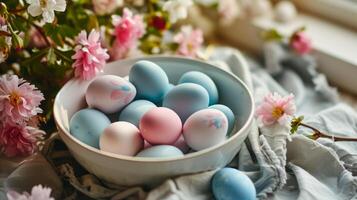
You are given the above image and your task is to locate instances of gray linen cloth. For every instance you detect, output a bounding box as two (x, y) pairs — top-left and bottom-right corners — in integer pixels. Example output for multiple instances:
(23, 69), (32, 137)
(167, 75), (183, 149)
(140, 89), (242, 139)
(1, 47), (356, 200)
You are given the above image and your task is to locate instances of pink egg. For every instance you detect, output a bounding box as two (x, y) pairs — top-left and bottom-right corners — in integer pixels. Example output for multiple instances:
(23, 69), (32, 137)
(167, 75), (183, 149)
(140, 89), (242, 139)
(183, 109), (228, 151)
(140, 107), (182, 145)
(86, 75), (136, 113)
(173, 135), (190, 153)
(100, 122), (144, 156)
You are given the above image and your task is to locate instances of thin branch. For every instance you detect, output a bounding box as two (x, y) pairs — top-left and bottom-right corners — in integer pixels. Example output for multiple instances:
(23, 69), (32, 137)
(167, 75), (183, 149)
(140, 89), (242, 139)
(14, 14), (52, 47)
(300, 123), (357, 142)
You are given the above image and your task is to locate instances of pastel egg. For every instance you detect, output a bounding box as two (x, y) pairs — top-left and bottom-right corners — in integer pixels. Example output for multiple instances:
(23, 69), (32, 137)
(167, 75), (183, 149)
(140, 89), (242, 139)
(212, 168), (256, 200)
(129, 60), (169, 104)
(86, 75), (136, 114)
(172, 135), (190, 153)
(100, 122), (143, 156)
(70, 109), (110, 148)
(119, 100), (157, 127)
(178, 71), (219, 105)
(209, 104), (235, 135)
(140, 107), (182, 145)
(136, 145), (184, 158)
(183, 109), (228, 151)
(163, 83), (209, 122)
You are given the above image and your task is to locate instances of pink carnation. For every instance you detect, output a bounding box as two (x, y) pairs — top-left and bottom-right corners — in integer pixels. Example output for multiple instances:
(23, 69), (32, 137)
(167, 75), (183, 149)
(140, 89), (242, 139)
(0, 122), (44, 157)
(72, 29), (109, 80)
(174, 26), (203, 58)
(0, 74), (44, 124)
(7, 184), (54, 200)
(290, 31), (312, 55)
(256, 93), (296, 126)
(110, 8), (145, 60)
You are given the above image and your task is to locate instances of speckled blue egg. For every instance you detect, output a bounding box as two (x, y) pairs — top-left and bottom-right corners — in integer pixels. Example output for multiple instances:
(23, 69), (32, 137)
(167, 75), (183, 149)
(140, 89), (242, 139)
(209, 104), (235, 135)
(70, 109), (111, 148)
(119, 100), (157, 127)
(163, 83), (209, 122)
(129, 60), (169, 104)
(212, 168), (256, 200)
(178, 71), (219, 105)
(136, 145), (184, 158)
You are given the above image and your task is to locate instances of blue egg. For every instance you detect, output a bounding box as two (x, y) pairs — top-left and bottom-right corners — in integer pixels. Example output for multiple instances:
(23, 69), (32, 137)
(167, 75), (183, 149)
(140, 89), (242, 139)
(136, 145), (184, 158)
(178, 71), (219, 105)
(119, 100), (157, 127)
(212, 168), (256, 200)
(70, 109), (111, 148)
(163, 83), (209, 122)
(209, 104), (235, 135)
(129, 60), (169, 104)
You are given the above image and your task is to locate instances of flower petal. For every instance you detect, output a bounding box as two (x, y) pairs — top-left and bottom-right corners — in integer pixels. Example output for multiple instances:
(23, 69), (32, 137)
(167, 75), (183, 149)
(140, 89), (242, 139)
(27, 5), (43, 17)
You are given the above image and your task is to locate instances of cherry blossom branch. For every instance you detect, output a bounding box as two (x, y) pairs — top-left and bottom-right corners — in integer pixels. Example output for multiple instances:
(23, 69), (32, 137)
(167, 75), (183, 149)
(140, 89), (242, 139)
(290, 116), (357, 141)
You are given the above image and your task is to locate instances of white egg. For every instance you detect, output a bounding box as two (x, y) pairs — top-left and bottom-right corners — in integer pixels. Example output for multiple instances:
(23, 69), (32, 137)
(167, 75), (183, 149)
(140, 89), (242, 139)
(86, 75), (136, 114)
(183, 109), (228, 151)
(100, 122), (144, 156)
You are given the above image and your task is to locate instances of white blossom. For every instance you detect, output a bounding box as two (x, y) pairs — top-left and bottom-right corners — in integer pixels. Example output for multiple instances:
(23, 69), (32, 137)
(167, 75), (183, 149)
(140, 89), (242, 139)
(163, 0), (193, 23)
(26, 0), (66, 23)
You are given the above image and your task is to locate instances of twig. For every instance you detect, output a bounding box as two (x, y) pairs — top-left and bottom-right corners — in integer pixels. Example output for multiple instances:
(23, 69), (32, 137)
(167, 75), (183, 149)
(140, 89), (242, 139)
(14, 14), (52, 47)
(300, 123), (357, 142)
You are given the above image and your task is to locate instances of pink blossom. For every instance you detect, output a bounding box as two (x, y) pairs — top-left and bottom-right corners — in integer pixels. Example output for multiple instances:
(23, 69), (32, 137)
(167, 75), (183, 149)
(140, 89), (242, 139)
(29, 27), (47, 48)
(92, 0), (123, 15)
(111, 8), (145, 60)
(0, 16), (5, 25)
(0, 122), (44, 157)
(256, 93), (296, 126)
(72, 29), (109, 80)
(7, 184), (54, 200)
(290, 31), (312, 55)
(218, 0), (240, 24)
(0, 75), (44, 124)
(174, 26), (203, 58)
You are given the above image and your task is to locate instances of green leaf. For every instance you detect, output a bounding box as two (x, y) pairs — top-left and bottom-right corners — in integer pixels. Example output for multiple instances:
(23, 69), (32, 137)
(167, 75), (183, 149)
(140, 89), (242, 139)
(262, 29), (284, 42)
(47, 48), (57, 65)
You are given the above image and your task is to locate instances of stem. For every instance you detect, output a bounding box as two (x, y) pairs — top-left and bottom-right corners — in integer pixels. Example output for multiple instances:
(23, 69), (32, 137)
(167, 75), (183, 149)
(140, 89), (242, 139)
(300, 123), (357, 142)
(14, 14), (52, 47)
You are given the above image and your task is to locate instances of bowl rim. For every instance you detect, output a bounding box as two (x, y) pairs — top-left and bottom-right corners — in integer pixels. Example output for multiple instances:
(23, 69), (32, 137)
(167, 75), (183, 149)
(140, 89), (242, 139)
(53, 55), (255, 163)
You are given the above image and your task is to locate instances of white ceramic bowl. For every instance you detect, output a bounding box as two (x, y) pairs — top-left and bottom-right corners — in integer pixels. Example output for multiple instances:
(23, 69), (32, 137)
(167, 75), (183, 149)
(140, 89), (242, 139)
(54, 56), (254, 186)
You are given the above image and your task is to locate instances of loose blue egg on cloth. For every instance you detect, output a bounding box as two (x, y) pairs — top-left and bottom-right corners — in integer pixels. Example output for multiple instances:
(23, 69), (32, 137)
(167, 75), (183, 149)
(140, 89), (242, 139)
(211, 168), (256, 200)
(119, 100), (157, 127)
(163, 83), (209, 122)
(178, 71), (219, 105)
(129, 60), (169, 104)
(86, 75), (136, 114)
(70, 108), (111, 148)
(209, 104), (235, 135)
(136, 145), (184, 158)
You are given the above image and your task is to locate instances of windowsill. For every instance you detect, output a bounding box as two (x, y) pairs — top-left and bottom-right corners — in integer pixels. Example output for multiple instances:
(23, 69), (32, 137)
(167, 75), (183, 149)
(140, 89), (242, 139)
(217, 13), (357, 95)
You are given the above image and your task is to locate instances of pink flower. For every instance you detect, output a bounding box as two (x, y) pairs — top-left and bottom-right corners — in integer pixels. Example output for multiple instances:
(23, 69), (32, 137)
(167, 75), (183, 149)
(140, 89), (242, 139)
(174, 26), (203, 58)
(218, 0), (240, 24)
(0, 75), (44, 124)
(0, 122), (44, 157)
(29, 27), (48, 48)
(256, 93), (296, 126)
(72, 29), (109, 80)
(92, 0), (123, 15)
(111, 8), (145, 60)
(7, 184), (54, 200)
(290, 31), (312, 55)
